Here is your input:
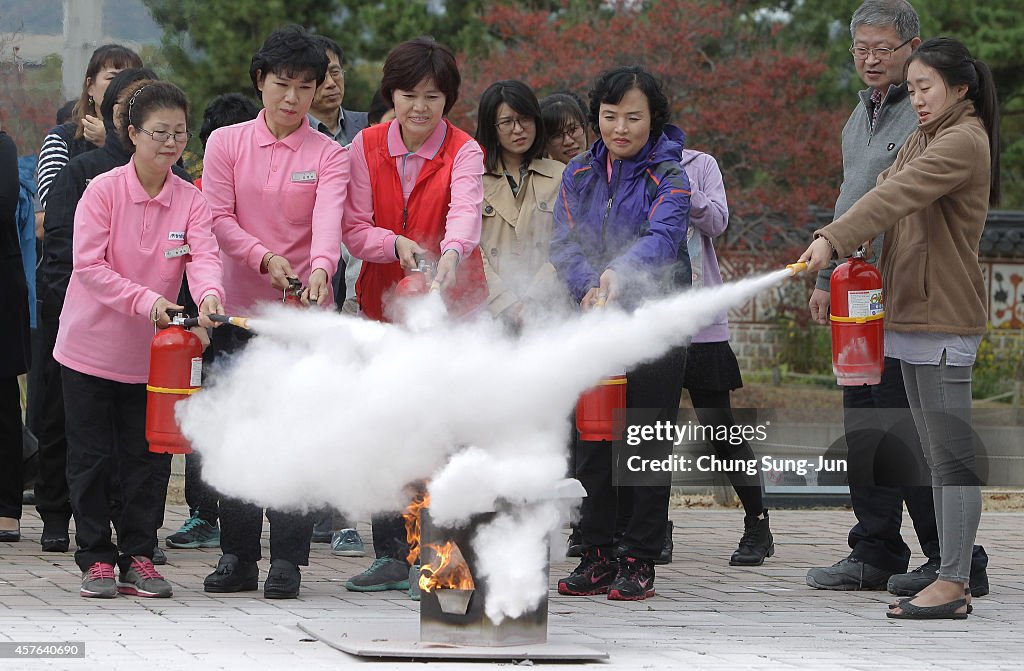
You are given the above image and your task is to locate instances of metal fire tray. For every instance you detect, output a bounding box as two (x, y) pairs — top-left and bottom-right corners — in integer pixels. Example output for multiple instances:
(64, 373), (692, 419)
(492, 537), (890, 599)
(297, 620), (609, 662)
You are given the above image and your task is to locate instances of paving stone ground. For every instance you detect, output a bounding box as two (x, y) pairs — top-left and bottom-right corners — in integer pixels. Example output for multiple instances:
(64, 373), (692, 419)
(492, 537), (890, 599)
(1, 506), (1021, 670)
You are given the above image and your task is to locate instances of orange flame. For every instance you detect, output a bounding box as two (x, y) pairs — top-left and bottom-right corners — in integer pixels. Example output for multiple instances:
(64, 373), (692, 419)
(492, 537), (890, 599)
(402, 491), (430, 565)
(419, 540), (475, 593)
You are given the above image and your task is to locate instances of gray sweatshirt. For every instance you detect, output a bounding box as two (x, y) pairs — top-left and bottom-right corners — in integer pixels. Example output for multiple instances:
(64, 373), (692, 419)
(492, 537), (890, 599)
(815, 82), (920, 291)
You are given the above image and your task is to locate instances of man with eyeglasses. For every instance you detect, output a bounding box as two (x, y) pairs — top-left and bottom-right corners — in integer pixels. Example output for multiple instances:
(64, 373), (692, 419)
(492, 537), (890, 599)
(805, 0), (989, 598)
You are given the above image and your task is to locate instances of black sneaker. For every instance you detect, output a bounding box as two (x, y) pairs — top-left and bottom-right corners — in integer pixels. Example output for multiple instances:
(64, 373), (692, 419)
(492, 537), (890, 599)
(888, 546), (990, 597)
(806, 556), (892, 591)
(264, 559), (301, 599)
(730, 510), (775, 567)
(653, 520), (674, 565)
(608, 557), (656, 601)
(152, 545), (167, 566)
(166, 513), (220, 549)
(557, 548), (617, 596)
(344, 557), (410, 592)
(203, 554), (259, 593)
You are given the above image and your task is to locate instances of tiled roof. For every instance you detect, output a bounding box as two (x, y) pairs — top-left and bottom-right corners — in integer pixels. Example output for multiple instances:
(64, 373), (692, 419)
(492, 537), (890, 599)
(980, 211), (1024, 259)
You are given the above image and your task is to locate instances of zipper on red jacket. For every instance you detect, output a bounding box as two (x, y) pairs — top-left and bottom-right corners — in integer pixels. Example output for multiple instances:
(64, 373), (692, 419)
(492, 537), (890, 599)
(403, 206), (408, 230)
(601, 160), (621, 248)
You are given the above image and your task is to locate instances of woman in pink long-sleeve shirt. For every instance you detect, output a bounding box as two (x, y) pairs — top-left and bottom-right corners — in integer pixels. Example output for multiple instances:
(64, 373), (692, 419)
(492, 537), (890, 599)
(199, 26), (348, 601)
(55, 81), (224, 601)
(202, 42), (348, 313)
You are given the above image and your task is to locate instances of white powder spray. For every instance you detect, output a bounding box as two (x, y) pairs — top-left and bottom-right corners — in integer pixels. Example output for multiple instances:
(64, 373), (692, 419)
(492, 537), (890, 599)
(179, 269), (793, 621)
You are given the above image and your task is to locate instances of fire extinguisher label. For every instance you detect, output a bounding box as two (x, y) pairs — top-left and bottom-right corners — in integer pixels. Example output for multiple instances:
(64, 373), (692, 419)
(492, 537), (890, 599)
(848, 289), (884, 318)
(190, 358), (203, 387)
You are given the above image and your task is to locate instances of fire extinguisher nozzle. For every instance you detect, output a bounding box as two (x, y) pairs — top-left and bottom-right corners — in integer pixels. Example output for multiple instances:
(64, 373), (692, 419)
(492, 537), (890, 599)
(786, 262), (808, 276)
(208, 314), (252, 330)
(181, 317), (201, 328)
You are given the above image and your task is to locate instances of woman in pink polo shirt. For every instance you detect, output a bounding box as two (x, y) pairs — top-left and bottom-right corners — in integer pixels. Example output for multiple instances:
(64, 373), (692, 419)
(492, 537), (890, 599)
(341, 36), (485, 594)
(54, 81), (225, 600)
(200, 25), (348, 601)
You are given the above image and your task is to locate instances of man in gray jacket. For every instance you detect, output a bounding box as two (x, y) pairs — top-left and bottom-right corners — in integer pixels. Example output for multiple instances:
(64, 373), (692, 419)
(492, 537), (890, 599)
(804, 0), (988, 597)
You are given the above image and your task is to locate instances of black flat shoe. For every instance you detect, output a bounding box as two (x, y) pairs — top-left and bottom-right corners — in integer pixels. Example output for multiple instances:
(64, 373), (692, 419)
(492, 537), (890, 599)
(204, 554), (259, 593)
(264, 559), (301, 599)
(889, 587), (974, 614)
(886, 597), (969, 620)
(0, 529), (20, 542)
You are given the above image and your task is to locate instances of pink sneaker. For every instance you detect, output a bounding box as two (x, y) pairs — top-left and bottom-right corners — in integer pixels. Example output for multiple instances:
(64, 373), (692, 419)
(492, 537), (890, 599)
(117, 556), (172, 597)
(80, 562), (117, 598)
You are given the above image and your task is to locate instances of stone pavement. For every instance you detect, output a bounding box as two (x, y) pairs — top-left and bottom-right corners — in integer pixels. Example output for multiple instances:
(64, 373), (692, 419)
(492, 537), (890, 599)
(1, 506), (1022, 670)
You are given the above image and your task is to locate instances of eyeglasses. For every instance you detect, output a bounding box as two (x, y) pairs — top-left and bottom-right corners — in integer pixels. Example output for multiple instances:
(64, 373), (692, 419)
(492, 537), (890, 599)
(550, 124), (583, 142)
(849, 37), (914, 61)
(495, 116), (535, 134)
(136, 127), (193, 144)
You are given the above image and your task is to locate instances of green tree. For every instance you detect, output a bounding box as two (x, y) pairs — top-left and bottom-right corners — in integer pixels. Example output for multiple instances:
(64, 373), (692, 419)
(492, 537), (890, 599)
(143, 0), (341, 115)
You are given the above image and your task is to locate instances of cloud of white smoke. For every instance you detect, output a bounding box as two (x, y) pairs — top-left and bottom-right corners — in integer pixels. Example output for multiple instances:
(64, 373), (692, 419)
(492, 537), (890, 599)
(178, 269), (793, 622)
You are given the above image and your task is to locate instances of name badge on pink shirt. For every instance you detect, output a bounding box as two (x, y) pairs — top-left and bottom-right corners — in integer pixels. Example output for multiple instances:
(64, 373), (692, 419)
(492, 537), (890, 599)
(164, 244), (191, 259)
(291, 170), (317, 183)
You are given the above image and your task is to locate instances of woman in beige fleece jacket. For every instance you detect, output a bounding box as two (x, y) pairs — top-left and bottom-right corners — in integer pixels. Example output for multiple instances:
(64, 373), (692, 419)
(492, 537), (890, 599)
(800, 37), (1001, 620)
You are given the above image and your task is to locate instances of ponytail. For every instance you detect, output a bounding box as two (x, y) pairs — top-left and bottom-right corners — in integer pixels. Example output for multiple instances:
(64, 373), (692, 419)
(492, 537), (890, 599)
(971, 58), (1000, 206)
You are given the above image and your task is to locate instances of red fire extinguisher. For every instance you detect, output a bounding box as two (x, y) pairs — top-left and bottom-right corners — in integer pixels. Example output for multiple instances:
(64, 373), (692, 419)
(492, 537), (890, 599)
(146, 312), (203, 454)
(829, 249), (884, 386)
(575, 295), (627, 441)
(394, 253), (433, 298)
(576, 374), (627, 441)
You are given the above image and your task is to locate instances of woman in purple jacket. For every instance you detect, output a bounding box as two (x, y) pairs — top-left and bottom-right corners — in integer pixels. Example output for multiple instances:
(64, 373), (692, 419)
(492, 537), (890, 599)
(551, 65), (690, 602)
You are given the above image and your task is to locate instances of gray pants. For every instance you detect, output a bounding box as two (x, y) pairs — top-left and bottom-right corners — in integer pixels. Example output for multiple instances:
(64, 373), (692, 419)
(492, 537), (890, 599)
(900, 355), (981, 583)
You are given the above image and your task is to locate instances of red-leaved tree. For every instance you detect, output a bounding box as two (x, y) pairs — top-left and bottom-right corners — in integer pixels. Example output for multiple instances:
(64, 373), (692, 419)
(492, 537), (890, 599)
(453, 0), (848, 262)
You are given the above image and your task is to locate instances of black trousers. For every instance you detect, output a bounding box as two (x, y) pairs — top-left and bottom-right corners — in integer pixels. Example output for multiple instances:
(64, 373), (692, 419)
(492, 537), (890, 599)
(0, 376), (23, 519)
(687, 388), (765, 517)
(371, 513), (410, 564)
(845, 356), (939, 573)
(576, 346), (687, 560)
(29, 290), (73, 527)
(62, 367), (171, 573)
(210, 325), (313, 566)
(184, 451), (218, 525)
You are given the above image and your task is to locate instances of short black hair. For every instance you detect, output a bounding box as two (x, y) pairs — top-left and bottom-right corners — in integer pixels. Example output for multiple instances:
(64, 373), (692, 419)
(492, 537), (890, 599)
(199, 93), (260, 147)
(118, 80), (190, 152)
(100, 68), (157, 125)
(249, 25), (329, 93)
(367, 87), (393, 125)
(539, 92), (587, 144)
(313, 35), (344, 64)
(380, 36), (460, 116)
(474, 80), (546, 173)
(587, 65), (670, 141)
